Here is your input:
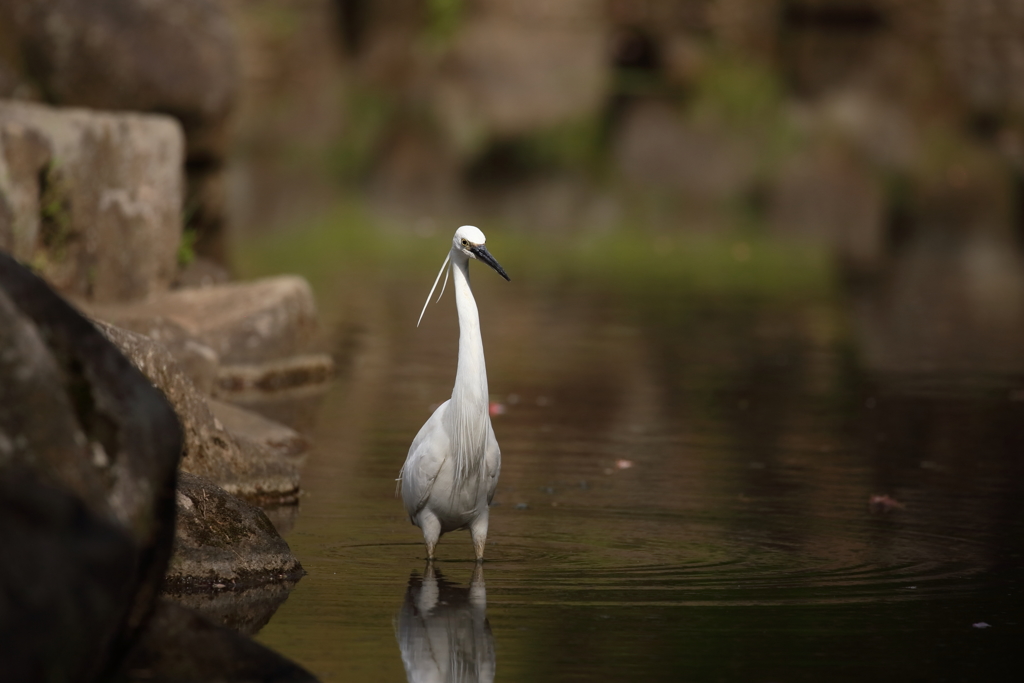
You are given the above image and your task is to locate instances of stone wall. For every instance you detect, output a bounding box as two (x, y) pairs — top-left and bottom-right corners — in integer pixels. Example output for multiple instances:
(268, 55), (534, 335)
(0, 0), (240, 262)
(0, 101), (184, 302)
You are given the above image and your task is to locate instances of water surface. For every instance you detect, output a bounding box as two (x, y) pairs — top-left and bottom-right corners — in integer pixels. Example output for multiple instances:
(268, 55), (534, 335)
(255, 248), (1024, 682)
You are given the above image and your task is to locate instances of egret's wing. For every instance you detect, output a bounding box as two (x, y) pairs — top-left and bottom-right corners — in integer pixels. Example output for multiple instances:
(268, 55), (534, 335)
(484, 420), (501, 506)
(400, 400), (451, 516)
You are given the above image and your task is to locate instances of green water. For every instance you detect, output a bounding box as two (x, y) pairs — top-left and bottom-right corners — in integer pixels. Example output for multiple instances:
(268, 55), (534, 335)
(241, 223), (1023, 682)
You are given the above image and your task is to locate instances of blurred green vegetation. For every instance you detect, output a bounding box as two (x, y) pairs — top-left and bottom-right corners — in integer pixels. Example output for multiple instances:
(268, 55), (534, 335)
(33, 161), (73, 271)
(425, 0), (466, 47)
(234, 196), (837, 304)
(177, 228), (198, 268)
(690, 56), (785, 131)
(248, 0), (303, 42)
(689, 55), (803, 177)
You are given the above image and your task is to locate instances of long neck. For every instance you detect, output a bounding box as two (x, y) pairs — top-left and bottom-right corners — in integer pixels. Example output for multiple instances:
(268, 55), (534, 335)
(451, 253), (488, 409)
(447, 252), (489, 482)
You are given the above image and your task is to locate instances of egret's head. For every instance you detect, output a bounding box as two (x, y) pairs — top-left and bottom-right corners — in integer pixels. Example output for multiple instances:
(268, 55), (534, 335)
(452, 225), (510, 281)
(418, 224), (510, 326)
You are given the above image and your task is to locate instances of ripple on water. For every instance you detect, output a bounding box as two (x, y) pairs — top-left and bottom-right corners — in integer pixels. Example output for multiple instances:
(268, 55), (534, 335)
(472, 506), (990, 607)
(307, 493), (991, 607)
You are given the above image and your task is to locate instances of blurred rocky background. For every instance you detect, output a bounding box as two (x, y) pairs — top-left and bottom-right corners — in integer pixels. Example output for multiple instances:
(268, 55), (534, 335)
(6, 0), (1024, 275)
(229, 0), (1024, 272)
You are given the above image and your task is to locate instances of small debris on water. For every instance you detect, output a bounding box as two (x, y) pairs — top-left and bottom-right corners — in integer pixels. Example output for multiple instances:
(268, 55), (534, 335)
(489, 402), (506, 416)
(615, 459), (634, 470)
(514, 502), (529, 510)
(868, 494), (904, 513)
(212, 583), (226, 589)
(972, 622), (992, 629)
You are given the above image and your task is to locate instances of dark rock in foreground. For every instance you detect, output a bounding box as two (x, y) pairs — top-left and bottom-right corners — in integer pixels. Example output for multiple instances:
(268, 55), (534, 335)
(1, 251), (182, 680)
(167, 473), (303, 591)
(0, 466), (138, 682)
(1, 254), (315, 681)
(116, 600), (316, 683)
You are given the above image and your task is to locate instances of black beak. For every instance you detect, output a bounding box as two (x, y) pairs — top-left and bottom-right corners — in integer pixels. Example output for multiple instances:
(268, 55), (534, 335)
(469, 245), (511, 281)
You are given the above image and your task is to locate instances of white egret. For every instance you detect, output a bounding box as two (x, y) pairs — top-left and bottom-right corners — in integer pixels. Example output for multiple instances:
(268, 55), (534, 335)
(398, 225), (510, 561)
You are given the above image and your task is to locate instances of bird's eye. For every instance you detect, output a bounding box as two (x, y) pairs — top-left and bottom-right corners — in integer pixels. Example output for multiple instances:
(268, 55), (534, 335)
(461, 238), (468, 246)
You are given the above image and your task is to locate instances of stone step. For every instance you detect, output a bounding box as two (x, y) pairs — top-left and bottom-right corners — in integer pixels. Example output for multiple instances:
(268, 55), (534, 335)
(207, 398), (310, 462)
(211, 353), (336, 432)
(215, 353), (335, 395)
(84, 274), (321, 366)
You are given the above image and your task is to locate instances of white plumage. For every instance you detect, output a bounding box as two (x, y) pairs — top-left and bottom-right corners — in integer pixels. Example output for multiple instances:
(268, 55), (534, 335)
(398, 226), (510, 561)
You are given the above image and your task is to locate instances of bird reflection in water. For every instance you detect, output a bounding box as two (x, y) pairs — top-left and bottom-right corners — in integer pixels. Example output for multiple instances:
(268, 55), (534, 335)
(395, 565), (495, 683)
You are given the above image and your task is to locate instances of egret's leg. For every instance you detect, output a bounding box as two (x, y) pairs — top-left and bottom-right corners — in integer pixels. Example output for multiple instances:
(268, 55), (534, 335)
(419, 511), (442, 560)
(469, 563), (486, 612)
(416, 562), (440, 613)
(469, 510), (489, 562)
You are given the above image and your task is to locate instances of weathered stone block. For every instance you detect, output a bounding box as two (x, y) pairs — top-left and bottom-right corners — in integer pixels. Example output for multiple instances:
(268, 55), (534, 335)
(87, 275), (321, 365)
(0, 100), (184, 302)
(208, 398), (310, 461)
